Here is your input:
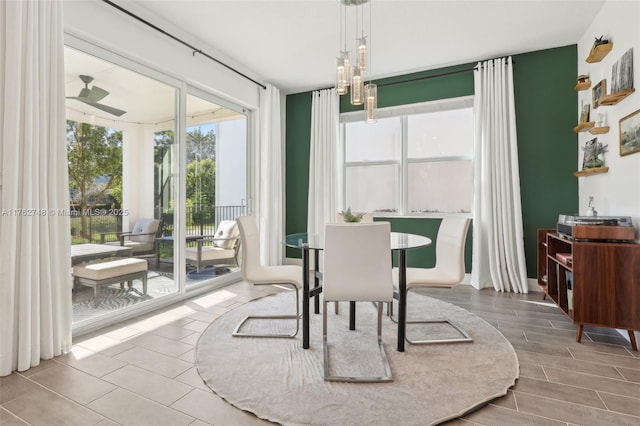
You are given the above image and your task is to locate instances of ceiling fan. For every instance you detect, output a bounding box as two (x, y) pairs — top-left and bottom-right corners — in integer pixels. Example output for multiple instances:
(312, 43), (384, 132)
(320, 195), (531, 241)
(66, 75), (127, 117)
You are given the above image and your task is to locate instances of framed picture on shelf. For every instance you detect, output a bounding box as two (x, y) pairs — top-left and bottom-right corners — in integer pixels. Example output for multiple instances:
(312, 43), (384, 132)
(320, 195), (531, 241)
(579, 103), (590, 123)
(611, 48), (633, 93)
(592, 79), (606, 109)
(619, 108), (640, 156)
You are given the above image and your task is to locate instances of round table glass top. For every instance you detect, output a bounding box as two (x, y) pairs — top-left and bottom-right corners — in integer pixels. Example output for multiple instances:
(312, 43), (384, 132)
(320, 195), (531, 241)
(284, 231), (430, 250)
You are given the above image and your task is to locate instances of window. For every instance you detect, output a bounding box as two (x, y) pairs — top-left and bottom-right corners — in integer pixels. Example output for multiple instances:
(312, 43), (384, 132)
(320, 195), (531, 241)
(342, 97), (473, 215)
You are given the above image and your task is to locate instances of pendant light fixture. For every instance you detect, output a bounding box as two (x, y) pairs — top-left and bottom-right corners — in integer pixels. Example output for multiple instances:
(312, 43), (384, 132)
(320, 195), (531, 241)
(335, 0), (376, 123)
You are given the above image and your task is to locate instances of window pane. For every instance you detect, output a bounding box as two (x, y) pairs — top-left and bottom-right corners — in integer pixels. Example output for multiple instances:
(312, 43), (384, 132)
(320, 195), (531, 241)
(65, 45), (178, 325)
(408, 161), (472, 213)
(345, 117), (401, 162)
(408, 108), (473, 158)
(184, 94), (247, 287)
(345, 164), (398, 213)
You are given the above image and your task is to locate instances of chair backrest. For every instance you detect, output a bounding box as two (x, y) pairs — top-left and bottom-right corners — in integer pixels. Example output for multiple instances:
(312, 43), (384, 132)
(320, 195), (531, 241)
(130, 218), (161, 243)
(236, 216), (265, 282)
(434, 217), (471, 281)
(212, 220), (240, 250)
(323, 222), (393, 303)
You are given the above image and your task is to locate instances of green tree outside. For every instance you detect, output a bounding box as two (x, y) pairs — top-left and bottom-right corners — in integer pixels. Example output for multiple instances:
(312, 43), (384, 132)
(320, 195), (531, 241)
(67, 121), (122, 239)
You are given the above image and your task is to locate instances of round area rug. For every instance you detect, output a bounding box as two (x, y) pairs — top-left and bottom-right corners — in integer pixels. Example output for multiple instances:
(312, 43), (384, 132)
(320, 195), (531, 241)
(195, 291), (519, 426)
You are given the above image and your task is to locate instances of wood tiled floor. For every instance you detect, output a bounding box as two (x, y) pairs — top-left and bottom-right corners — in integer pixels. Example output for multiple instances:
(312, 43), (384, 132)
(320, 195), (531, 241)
(1, 281), (639, 425)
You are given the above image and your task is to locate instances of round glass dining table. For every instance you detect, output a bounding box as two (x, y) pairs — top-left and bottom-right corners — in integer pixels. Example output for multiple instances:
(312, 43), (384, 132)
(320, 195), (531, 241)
(284, 231), (431, 352)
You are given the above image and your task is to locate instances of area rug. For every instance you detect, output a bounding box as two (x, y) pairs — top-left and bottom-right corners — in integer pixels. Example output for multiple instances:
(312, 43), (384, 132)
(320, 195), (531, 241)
(195, 291), (519, 426)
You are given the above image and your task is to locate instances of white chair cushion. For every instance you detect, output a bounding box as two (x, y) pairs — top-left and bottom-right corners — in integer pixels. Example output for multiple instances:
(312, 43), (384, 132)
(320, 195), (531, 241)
(185, 246), (236, 262)
(323, 222), (393, 302)
(392, 267), (461, 289)
(212, 220), (239, 250)
(236, 216), (303, 288)
(73, 257), (147, 281)
(131, 218), (160, 243)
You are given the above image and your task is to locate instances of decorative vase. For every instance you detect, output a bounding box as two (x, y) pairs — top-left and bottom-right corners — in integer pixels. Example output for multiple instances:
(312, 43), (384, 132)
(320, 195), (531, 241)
(585, 157), (604, 169)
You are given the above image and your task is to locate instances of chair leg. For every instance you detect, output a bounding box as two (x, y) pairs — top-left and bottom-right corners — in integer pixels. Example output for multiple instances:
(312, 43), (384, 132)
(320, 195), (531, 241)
(232, 283), (300, 338)
(389, 290), (473, 345)
(323, 301), (393, 383)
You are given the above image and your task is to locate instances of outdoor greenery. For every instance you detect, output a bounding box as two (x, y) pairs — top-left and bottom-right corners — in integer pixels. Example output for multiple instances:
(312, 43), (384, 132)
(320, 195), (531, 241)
(67, 121), (122, 239)
(68, 122), (218, 240)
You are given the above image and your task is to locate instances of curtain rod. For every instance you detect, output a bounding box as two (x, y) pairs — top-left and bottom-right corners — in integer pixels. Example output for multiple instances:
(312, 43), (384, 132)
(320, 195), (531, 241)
(376, 67), (473, 88)
(377, 59), (515, 88)
(318, 58), (514, 91)
(101, 0), (267, 90)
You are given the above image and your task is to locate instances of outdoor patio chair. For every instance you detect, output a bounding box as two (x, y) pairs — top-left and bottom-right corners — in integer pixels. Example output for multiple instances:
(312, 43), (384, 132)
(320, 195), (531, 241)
(185, 220), (241, 271)
(103, 218), (161, 257)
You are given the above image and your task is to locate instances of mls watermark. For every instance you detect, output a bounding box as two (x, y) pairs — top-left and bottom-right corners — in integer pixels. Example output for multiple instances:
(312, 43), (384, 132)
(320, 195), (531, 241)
(2, 208), (129, 217)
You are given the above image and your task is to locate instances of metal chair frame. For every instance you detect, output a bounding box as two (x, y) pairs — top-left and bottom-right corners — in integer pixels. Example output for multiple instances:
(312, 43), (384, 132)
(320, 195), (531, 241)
(232, 282), (300, 338)
(323, 301), (392, 383)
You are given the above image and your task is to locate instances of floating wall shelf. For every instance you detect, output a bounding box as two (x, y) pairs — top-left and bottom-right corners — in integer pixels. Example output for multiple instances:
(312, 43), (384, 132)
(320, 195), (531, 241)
(589, 126), (610, 135)
(586, 43), (613, 63)
(573, 166), (609, 177)
(574, 81), (592, 91)
(599, 89), (636, 106)
(573, 122), (595, 133)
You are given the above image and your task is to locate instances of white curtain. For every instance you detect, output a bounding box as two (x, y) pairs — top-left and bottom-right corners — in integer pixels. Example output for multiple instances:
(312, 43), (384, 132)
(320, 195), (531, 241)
(0, 0), (72, 376)
(255, 84), (284, 266)
(307, 88), (340, 242)
(471, 57), (528, 293)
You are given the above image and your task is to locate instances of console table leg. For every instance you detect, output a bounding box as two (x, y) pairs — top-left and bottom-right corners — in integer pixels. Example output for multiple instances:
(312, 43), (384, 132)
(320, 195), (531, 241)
(576, 324), (584, 343)
(628, 330), (638, 351)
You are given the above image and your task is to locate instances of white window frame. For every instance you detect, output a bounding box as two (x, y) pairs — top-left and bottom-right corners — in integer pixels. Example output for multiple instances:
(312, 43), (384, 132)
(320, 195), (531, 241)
(340, 95), (474, 217)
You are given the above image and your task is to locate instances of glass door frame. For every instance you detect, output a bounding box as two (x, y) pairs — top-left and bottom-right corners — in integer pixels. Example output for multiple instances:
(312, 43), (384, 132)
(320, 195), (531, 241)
(67, 33), (252, 336)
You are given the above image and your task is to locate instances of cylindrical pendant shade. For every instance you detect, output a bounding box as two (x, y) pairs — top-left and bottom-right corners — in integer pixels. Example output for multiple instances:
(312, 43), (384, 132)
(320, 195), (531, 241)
(336, 57), (347, 95)
(351, 67), (363, 105)
(357, 37), (367, 71)
(365, 83), (377, 123)
(341, 51), (352, 86)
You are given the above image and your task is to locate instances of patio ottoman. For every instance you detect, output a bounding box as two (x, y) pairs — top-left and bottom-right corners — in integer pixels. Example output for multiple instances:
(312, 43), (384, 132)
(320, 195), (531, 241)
(73, 257), (148, 307)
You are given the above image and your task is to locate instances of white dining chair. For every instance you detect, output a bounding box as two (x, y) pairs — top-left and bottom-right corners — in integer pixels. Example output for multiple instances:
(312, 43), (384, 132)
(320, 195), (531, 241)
(322, 222), (394, 382)
(391, 216), (473, 345)
(233, 216), (302, 338)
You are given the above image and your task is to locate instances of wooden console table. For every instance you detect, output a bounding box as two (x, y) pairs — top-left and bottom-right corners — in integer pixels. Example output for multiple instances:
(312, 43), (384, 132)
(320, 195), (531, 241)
(537, 229), (639, 351)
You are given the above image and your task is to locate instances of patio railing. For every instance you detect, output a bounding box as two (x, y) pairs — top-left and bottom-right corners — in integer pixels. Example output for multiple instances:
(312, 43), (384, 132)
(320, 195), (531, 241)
(70, 205), (246, 244)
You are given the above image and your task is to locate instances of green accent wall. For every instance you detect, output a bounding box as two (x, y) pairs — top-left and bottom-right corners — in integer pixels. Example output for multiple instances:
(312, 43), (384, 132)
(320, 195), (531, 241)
(285, 45), (578, 278)
(511, 46), (579, 276)
(285, 92), (312, 258)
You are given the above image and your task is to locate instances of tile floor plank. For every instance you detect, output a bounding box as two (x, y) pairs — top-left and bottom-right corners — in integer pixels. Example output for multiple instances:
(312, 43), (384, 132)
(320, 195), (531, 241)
(87, 388), (194, 426)
(3, 282), (638, 426)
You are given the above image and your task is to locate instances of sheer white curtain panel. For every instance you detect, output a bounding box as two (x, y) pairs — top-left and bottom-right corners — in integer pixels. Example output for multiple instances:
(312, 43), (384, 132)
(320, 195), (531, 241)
(0, 0), (72, 376)
(307, 88), (340, 244)
(255, 84), (285, 266)
(471, 57), (528, 293)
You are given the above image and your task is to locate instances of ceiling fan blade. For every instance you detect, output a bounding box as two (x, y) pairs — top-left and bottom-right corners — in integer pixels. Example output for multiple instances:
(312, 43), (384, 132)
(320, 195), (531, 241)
(89, 101), (127, 117)
(66, 75), (126, 117)
(87, 86), (109, 102)
(66, 88), (90, 100)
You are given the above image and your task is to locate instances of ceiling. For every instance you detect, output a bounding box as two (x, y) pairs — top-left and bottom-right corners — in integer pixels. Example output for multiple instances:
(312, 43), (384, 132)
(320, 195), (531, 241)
(132, 0), (606, 94)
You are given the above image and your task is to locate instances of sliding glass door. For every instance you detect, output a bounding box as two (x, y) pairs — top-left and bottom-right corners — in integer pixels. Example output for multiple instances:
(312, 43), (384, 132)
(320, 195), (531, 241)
(65, 45), (180, 326)
(182, 92), (247, 286)
(65, 43), (250, 332)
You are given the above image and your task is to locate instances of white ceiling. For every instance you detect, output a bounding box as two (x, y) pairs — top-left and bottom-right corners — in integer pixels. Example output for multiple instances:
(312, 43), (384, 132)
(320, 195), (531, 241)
(132, 0), (606, 94)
